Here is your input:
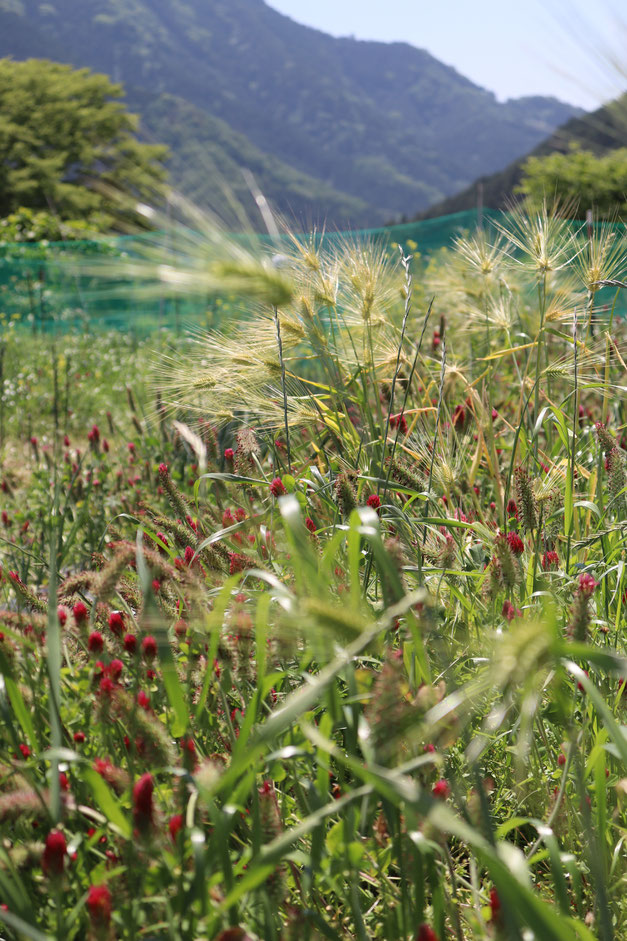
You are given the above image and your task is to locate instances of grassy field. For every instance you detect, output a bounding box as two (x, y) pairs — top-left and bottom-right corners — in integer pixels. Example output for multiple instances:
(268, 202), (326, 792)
(0, 207), (626, 940)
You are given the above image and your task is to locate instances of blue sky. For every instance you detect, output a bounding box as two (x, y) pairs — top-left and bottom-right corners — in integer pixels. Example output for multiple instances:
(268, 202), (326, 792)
(266, 0), (625, 109)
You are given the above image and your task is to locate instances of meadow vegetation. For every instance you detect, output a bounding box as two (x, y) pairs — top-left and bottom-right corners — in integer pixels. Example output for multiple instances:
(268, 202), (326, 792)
(0, 204), (626, 940)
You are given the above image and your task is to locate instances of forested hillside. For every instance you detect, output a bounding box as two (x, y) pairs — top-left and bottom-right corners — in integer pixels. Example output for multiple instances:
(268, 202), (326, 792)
(0, 0), (581, 224)
(416, 94), (627, 219)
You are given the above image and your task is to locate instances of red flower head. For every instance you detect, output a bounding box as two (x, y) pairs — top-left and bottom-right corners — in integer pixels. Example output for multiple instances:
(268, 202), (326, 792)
(541, 550), (559, 571)
(367, 494), (381, 511)
(42, 830), (66, 877)
(501, 600), (522, 621)
(108, 611), (124, 636)
(137, 690), (151, 710)
(269, 477), (287, 497)
(305, 517), (317, 533)
(224, 448), (234, 461)
(506, 498), (518, 519)
(93, 660), (105, 680)
(73, 731), (86, 744)
(73, 601), (88, 624)
(577, 670), (590, 693)
(87, 424), (100, 445)
(99, 676), (115, 697)
(489, 887), (502, 925)
(416, 926), (439, 941)
(180, 737), (196, 769)
(57, 606), (68, 626)
(88, 631), (104, 654)
(94, 758), (111, 777)
(390, 412), (408, 434)
(506, 531), (524, 555)
(578, 573), (597, 596)
(452, 403), (469, 431)
(19, 743), (31, 759)
(132, 773), (154, 832)
(184, 546), (194, 566)
(109, 659), (123, 681)
(432, 779), (450, 800)
(141, 635), (157, 660)
(168, 813), (183, 842)
(86, 883), (112, 933)
(229, 552), (248, 575)
(174, 619), (188, 639)
(123, 633), (137, 654)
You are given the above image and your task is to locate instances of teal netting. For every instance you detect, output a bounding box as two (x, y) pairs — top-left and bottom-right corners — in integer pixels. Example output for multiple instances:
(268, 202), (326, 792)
(0, 209), (624, 334)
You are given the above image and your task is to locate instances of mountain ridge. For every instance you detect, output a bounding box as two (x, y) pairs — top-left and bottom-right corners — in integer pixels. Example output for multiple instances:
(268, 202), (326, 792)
(0, 0), (583, 225)
(414, 95), (627, 219)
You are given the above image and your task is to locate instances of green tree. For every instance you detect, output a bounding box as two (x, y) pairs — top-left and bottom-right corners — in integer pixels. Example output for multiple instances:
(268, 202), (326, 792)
(517, 145), (627, 217)
(0, 58), (169, 229)
(0, 206), (94, 243)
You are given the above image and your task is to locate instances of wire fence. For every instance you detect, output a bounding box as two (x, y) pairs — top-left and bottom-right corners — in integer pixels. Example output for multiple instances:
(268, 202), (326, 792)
(0, 210), (624, 334)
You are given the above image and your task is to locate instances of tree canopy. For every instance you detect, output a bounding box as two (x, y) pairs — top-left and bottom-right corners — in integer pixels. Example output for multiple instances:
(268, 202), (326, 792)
(0, 58), (168, 229)
(517, 146), (627, 217)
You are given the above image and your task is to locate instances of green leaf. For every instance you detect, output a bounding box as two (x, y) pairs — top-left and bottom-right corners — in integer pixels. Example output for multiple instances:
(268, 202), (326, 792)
(0, 908), (52, 941)
(561, 644), (627, 675)
(564, 661), (627, 766)
(82, 767), (131, 839)
(2, 671), (39, 751)
(574, 500), (601, 517)
(157, 632), (189, 738)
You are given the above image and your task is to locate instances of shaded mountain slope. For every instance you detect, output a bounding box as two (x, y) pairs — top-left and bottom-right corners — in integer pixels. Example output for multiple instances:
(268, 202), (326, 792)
(0, 0), (582, 224)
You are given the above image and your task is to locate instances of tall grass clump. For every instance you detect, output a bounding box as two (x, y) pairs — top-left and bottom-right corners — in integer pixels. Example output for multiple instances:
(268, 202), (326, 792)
(0, 200), (626, 941)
